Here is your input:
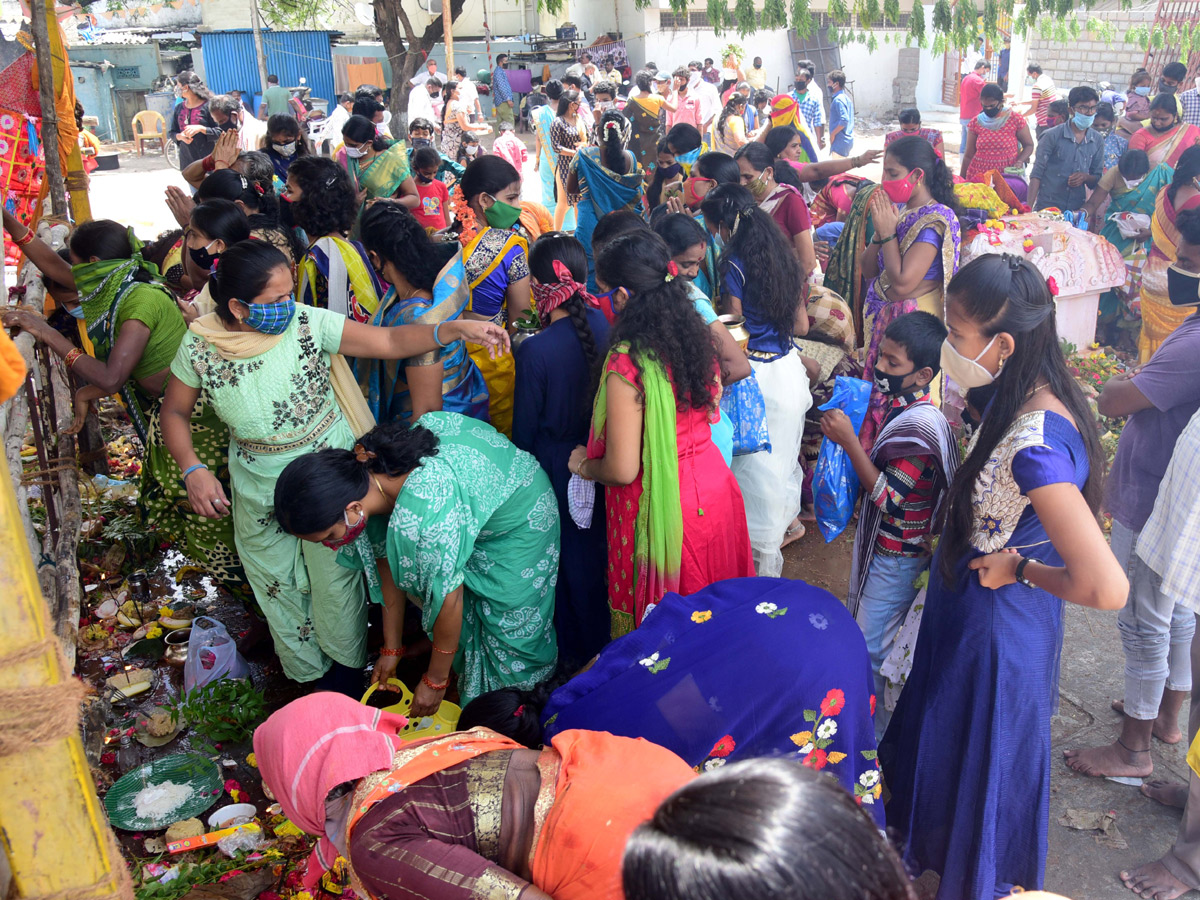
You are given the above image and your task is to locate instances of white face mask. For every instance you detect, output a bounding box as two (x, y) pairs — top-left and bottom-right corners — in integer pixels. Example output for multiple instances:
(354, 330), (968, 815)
(464, 145), (479, 156)
(345, 144), (368, 158)
(940, 335), (999, 392)
(273, 141), (297, 157)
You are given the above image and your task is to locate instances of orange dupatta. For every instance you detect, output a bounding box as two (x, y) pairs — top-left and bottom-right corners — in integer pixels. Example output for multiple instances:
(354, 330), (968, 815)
(530, 730), (696, 900)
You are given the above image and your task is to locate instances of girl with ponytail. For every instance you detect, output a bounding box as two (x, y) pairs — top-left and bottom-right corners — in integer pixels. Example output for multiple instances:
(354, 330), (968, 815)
(565, 109), (644, 289)
(568, 232), (753, 637)
(700, 183), (812, 577)
(882, 253), (1126, 900)
(271, 411), (561, 714)
(857, 134), (964, 449)
(514, 232), (612, 667)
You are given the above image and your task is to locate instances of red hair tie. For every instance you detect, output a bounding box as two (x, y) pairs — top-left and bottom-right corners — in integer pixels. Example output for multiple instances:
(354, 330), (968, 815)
(253, 183), (265, 195)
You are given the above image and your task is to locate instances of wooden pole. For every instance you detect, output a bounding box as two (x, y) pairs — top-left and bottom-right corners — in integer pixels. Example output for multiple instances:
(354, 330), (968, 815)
(29, 0), (67, 217)
(250, 0), (270, 101)
(443, 0), (455, 75)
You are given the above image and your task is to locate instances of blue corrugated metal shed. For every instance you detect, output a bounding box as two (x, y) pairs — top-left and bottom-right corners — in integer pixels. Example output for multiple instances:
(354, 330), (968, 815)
(200, 30), (337, 104)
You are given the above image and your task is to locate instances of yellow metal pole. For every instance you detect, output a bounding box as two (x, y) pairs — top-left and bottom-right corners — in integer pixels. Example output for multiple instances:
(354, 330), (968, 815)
(0, 446), (130, 900)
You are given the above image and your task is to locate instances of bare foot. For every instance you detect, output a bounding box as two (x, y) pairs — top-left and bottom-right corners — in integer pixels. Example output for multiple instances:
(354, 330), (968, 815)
(1064, 742), (1154, 778)
(1142, 779), (1189, 810)
(1111, 700), (1184, 744)
(780, 518), (806, 549)
(798, 505), (817, 523)
(1120, 859), (1193, 899)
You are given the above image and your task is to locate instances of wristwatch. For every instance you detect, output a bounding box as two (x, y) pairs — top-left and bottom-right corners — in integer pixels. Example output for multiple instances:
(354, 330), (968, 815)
(1015, 556), (1042, 589)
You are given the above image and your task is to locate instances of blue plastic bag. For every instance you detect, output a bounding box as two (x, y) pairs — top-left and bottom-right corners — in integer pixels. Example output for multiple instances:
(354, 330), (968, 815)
(813, 375), (873, 542)
(719, 371), (771, 456)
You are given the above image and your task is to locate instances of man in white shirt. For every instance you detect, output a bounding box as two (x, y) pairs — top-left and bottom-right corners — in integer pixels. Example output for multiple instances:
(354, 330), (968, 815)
(411, 58), (439, 87)
(960, 36), (985, 76)
(407, 76), (442, 133)
(455, 67), (482, 121)
(687, 61), (720, 134)
(319, 93), (353, 150)
(566, 52), (590, 80)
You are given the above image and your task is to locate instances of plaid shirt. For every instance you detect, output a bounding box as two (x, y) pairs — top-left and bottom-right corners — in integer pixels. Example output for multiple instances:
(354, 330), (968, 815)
(793, 90), (825, 128)
(1181, 88), (1200, 128)
(1137, 408), (1200, 612)
(492, 66), (513, 104)
(869, 390), (937, 557)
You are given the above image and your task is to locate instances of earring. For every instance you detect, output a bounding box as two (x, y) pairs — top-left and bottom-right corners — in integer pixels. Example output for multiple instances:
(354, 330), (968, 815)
(998, 354), (1006, 372)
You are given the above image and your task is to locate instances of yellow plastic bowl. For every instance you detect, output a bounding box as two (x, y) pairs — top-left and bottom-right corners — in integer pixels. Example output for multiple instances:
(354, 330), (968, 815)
(360, 678), (462, 741)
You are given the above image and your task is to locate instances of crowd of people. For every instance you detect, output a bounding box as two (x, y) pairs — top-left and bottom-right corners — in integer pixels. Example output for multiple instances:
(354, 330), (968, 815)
(11, 45), (1200, 900)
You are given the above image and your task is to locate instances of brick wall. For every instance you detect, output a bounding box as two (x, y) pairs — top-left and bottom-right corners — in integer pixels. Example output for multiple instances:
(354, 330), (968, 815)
(1025, 2), (1156, 92)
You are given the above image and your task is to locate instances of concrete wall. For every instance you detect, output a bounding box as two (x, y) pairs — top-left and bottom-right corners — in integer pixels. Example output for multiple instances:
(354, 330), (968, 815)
(70, 64), (119, 141)
(1024, 0), (1154, 90)
(70, 44), (162, 90)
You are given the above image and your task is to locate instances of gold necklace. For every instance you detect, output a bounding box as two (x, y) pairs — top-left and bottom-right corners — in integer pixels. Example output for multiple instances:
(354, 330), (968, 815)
(371, 474), (390, 502)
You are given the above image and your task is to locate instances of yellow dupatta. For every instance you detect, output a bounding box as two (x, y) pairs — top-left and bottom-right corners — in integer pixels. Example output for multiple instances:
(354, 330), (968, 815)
(1141, 188), (1200, 361)
(189, 313), (376, 438)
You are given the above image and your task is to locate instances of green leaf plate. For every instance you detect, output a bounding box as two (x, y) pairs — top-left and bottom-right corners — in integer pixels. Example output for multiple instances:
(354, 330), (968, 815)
(104, 752), (221, 831)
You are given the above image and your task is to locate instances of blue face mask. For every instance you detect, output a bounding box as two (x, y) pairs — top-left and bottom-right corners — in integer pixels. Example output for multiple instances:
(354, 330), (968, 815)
(67, 305), (86, 320)
(1134, 85), (1152, 97)
(243, 294), (296, 335)
(1072, 111), (1096, 130)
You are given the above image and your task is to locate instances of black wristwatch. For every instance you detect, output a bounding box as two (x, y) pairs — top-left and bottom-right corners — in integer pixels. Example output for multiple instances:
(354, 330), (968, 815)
(1015, 556), (1041, 589)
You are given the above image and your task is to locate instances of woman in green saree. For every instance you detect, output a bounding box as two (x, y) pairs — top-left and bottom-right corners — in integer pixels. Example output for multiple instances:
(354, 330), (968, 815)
(1082, 149), (1172, 336)
(0, 215), (244, 588)
(341, 115), (420, 235)
(273, 413), (560, 716)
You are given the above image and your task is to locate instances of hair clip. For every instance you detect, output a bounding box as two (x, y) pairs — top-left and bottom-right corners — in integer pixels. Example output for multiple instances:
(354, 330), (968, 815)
(325, 176), (337, 188)
(1046, 276), (1059, 297)
(353, 444), (377, 463)
(238, 174), (248, 190)
(513, 704), (525, 718)
(665, 260), (679, 282)
(253, 183), (265, 195)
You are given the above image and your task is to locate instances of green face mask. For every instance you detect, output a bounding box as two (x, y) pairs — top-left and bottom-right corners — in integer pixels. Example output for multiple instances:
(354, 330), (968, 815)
(484, 194), (522, 229)
(747, 173), (770, 201)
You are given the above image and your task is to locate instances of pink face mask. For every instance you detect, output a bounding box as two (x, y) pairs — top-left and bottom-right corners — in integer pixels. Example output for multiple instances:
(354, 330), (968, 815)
(881, 168), (922, 203)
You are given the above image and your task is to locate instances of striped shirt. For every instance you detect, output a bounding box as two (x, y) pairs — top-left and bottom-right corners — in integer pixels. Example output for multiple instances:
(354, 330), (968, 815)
(1137, 407), (1200, 611)
(870, 391), (938, 557)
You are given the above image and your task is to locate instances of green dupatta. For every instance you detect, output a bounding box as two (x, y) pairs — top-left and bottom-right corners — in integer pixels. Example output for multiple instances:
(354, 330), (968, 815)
(590, 343), (683, 630)
(824, 183), (879, 346)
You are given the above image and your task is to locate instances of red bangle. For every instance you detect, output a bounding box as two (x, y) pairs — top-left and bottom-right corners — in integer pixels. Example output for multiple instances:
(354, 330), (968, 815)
(64, 348), (84, 368)
(421, 673), (449, 692)
(431, 644), (457, 656)
(202, 155), (216, 173)
(378, 647), (403, 657)
(13, 230), (33, 247)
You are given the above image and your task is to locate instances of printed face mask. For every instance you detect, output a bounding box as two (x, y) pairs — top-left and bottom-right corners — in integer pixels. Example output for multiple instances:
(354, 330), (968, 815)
(874, 367), (916, 397)
(243, 293), (296, 335)
(940, 335), (998, 391)
(273, 141), (297, 157)
(747, 173), (770, 201)
(322, 508), (367, 549)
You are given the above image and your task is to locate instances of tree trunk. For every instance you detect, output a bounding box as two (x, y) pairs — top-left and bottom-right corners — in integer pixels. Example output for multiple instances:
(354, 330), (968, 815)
(374, 0), (469, 127)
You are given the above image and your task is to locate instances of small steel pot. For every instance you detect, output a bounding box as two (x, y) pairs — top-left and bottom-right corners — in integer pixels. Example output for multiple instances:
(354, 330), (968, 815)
(718, 314), (750, 352)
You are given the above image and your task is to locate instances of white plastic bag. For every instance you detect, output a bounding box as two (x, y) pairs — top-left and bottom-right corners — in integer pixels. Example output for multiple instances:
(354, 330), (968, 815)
(1109, 212), (1151, 239)
(183, 616), (250, 696)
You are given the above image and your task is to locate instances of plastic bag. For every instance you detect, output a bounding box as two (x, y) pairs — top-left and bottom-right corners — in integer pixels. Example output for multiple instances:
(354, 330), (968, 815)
(183, 616), (250, 696)
(1109, 211), (1151, 239)
(813, 376), (872, 542)
(719, 371), (771, 456)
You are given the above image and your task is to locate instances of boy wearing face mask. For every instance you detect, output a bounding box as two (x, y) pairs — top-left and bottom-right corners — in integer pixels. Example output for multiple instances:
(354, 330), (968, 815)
(1027, 85), (1105, 212)
(819, 311), (958, 734)
(411, 146), (451, 230)
(792, 65), (826, 151)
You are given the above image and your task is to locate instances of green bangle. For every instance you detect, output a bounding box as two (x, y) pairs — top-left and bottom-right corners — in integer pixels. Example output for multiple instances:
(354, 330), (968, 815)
(872, 233), (897, 245)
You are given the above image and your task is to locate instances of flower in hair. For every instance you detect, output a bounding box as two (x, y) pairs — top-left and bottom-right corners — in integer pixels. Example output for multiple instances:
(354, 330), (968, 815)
(665, 260), (679, 282)
(513, 704), (525, 718)
(1046, 276), (1059, 297)
(353, 443), (377, 463)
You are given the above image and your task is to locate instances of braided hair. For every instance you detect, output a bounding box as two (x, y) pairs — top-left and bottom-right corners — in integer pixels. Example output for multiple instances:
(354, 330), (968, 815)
(717, 93), (747, 141)
(598, 109), (632, 174)
(528, 233), (602, 395)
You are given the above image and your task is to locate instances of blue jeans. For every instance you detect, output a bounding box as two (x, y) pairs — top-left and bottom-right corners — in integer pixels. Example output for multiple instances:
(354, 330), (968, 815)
(855, 553), (929, 734)
(960, 117), (971, 154)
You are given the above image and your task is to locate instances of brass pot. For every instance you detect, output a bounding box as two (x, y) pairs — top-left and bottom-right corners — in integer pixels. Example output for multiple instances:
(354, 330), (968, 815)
(163, 628), (191, 667)
(718, 314), (750, 352)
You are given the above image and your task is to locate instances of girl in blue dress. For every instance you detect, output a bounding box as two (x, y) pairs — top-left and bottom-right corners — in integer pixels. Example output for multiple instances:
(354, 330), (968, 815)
(880, 253), (1128, 900)
(513, 233), (611, 669)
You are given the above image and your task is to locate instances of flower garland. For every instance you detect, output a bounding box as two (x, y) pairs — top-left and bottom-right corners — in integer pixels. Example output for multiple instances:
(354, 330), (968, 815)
(450, 184), (478, 246)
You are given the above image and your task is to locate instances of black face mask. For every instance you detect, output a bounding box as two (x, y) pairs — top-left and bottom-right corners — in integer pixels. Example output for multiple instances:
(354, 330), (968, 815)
(220, 117), (240, 132)
(1160, 82), (1179, 94)
(873, 368), (915, 397)
(794, 81), (807, 91)
(411, 137), (433, 148)
(981, 105), (1002, 118)
(1167, 264), (1200, 306)
(189, 244), (218, 270)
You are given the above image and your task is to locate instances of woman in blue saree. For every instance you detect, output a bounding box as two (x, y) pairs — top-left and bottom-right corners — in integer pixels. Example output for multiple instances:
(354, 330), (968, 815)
(531, 81), (575, 232)
(566, 109), (644, 290)
(357, 203), (488, 423)
(459, 576), (884, 824)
